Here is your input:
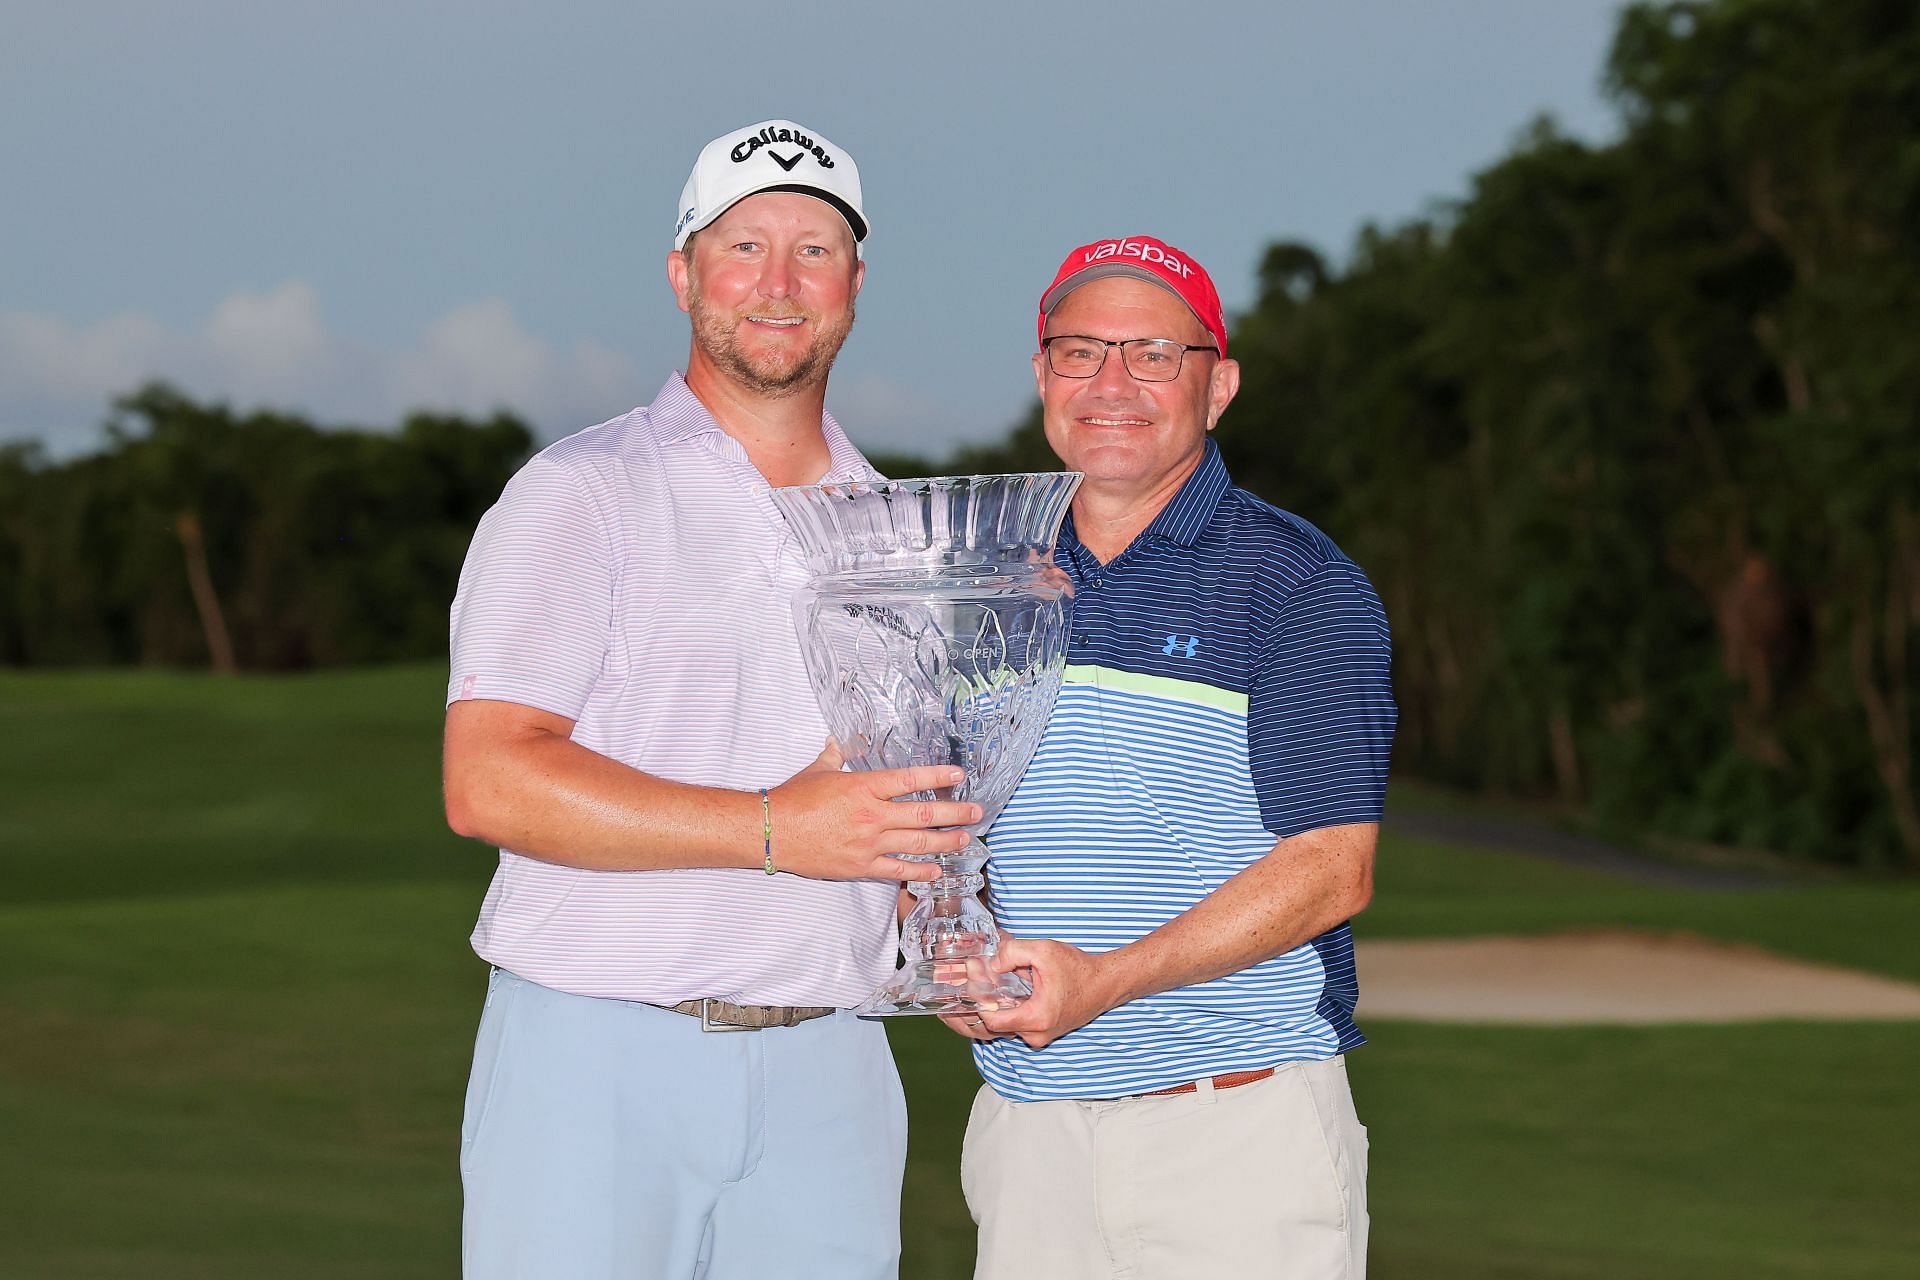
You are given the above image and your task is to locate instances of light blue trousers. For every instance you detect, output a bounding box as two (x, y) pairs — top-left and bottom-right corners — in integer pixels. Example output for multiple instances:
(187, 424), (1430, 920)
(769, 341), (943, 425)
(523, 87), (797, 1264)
(461, 969), (907, 1279)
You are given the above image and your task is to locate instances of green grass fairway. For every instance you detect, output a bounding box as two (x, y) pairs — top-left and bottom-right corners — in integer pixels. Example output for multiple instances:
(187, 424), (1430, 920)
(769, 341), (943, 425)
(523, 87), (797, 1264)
(0, 665), (466, 905)
(0, 883), (475, 1280)
(3, 667), (1918, 1277)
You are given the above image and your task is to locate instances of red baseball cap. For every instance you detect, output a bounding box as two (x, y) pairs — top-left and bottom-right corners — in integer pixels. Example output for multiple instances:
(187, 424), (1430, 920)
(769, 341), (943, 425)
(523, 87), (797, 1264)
(1037, 235), (1228, 357)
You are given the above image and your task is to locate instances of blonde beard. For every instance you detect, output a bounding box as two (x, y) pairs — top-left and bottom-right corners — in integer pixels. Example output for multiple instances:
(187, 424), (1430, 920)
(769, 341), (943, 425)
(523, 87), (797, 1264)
(685, 264), (857, 398)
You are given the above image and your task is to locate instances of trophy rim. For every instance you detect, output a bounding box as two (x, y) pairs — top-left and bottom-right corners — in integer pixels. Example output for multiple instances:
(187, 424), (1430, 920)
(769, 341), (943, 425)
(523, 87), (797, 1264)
(773, 470), (1084, 500)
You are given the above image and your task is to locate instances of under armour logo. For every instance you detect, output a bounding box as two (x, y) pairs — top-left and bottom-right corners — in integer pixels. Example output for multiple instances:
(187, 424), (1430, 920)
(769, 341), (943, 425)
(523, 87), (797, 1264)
(1162, 634), (1201, 658)
(768, 149), (804, 171)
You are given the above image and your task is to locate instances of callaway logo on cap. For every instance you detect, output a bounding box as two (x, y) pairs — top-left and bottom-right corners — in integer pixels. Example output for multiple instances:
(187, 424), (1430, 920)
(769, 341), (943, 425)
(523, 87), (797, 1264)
(674, 119), (868, 253)
(1038, 236), (1228, 356)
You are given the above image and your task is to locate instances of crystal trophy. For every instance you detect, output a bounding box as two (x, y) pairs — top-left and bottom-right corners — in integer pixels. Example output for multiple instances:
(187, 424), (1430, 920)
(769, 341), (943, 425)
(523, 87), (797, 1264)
(771, 472), (1080, 1015)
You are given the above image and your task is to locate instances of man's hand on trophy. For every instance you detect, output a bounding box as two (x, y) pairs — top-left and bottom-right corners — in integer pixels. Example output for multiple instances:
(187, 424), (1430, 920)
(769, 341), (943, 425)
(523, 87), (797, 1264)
(941, 1010), (1003, 1040)
(768, 741), (980, 882)
(939, 954), (1018, 1041)
(975, 938), (1124, 1049)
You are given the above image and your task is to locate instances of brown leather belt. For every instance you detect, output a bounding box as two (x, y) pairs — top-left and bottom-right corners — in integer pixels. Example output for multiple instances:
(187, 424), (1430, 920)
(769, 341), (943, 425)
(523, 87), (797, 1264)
(1138, 1067), (1277, 1097)
(662, 997), (837, 1032)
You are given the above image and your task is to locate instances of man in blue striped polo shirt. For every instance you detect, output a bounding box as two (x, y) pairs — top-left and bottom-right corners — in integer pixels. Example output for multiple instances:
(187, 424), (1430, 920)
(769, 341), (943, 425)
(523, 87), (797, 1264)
(952, 236), (1397, 1278)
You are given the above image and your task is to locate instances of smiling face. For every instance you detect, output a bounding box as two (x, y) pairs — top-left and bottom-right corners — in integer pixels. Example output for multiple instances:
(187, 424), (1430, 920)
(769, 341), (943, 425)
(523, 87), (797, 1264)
(1034, 275), (1239, 504)
(668, 191), (864, 398)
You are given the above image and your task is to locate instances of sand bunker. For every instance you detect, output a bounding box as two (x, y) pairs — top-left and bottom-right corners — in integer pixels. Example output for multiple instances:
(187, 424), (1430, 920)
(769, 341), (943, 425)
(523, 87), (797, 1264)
(1355, 931), (1920, 1024)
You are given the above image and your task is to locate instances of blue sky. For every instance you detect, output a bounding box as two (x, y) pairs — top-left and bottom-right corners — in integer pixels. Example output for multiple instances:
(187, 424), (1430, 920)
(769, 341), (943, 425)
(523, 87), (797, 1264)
(1, 0), (1626, 459)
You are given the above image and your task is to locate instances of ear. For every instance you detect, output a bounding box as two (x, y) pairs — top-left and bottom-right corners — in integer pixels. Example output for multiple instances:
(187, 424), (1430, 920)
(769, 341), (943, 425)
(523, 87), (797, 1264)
(1205, 357), (1240, 432)
(850, 256), (866, 301)
(667, 250), (692, 316)
(1032, 350), (1047, 399)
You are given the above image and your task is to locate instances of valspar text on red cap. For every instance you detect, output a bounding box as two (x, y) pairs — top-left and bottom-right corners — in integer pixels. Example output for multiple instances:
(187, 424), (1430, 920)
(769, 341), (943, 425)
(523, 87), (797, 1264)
(1037, 235), (1227, 356)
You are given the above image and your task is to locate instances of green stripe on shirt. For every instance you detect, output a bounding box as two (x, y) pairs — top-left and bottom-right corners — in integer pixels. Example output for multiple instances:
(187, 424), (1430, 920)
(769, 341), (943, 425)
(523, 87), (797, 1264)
(1062, 663), (1250, 716)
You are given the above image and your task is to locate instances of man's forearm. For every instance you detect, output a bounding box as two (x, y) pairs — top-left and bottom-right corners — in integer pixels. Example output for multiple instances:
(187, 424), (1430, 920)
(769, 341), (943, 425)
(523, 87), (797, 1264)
(445, 721), (758, 871)
(973, 822), (1377, 1049)
(1096, 822), (1377, 1007)
(443, 698), (979, 880)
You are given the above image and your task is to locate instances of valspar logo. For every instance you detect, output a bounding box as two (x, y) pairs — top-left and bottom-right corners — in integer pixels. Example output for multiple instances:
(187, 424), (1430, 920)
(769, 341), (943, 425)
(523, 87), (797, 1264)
(731, 125), (835, 169)
(1083, 238), (1195, 279)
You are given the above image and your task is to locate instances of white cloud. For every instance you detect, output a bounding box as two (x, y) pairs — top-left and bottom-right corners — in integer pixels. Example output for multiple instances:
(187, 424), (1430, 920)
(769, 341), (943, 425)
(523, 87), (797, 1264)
(0, 284), (1026, 465)
(0, 284), (652, 456)
(205, 282), (335, 390)
(0, 310), (176, 408)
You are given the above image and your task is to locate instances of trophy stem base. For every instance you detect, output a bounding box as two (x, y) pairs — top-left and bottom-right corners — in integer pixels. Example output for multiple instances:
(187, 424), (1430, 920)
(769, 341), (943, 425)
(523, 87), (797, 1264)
(855, 958), (1033, 1018)
(855, 837), (1029, 1017)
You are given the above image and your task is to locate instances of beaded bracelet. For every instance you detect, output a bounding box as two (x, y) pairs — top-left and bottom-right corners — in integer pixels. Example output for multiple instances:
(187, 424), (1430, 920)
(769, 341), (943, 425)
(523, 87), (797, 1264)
(759, 787), (776, 875)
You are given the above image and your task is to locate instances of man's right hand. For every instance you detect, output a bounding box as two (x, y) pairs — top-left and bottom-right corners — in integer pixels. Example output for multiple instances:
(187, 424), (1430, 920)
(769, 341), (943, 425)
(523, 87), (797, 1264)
(768, 742), (980, 883)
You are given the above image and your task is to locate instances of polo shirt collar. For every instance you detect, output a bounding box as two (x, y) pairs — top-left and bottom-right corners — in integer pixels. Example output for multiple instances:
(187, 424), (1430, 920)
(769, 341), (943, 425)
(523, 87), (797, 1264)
(1062, 437), (1231, 548)
(1058, 439), (1231, 572)
(1141, 439), (1233, 547)
(646, 371), (874, 482)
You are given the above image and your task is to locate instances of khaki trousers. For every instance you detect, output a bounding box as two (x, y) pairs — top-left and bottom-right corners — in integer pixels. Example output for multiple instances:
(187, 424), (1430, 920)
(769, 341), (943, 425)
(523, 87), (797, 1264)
(962, 1057), (1367, 1280)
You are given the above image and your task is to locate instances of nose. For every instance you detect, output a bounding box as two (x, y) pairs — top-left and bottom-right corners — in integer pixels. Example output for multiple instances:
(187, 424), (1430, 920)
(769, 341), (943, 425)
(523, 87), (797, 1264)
(757, 253), (796, 300)
(1089, 342), (1140, 394)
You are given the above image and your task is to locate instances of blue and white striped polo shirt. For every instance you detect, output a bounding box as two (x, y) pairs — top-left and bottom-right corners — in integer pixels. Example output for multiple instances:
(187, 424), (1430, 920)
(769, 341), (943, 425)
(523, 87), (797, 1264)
(974, 439), (1396, 1102)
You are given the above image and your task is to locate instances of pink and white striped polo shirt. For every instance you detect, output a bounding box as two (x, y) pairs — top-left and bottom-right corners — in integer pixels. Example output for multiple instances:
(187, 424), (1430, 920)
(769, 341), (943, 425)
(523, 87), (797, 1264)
(447, 373), (898, 1007)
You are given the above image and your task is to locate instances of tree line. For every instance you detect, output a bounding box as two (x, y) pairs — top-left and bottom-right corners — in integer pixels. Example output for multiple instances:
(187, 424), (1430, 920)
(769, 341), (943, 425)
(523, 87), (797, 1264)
(2, 0), (1914, 866)
(0, 385), (531, 672)
(950, 0), (1920, 868)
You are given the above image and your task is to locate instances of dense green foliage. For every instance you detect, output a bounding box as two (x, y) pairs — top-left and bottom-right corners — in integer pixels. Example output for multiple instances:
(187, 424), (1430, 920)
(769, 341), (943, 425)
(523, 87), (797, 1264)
(957, 0), (1920, 868)
(2, 666), (1917, 1277)
(0, 385), (531, 670)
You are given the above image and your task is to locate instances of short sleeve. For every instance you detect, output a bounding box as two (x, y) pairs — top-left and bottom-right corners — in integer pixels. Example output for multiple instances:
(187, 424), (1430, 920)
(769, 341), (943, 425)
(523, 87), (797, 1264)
(447, 456), (613, 720)
(1248, 559), (1397, 837)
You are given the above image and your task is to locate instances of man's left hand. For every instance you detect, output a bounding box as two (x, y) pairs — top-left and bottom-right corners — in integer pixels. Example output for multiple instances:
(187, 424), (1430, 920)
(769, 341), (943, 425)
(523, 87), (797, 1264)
(975, 937), (1126, 1049)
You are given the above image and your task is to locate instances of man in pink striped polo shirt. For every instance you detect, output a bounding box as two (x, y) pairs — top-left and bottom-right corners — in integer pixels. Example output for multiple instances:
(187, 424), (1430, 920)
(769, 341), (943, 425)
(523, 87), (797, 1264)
(442, 120), (970, 1279)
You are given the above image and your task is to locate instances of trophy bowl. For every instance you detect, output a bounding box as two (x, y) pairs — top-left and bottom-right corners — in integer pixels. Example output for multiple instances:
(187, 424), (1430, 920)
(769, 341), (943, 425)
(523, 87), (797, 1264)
(772, 472), (1081, 1016)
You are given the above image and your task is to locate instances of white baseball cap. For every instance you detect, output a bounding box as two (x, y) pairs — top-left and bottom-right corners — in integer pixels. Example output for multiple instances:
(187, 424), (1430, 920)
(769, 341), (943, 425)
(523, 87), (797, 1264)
(673, 119), (868, 252)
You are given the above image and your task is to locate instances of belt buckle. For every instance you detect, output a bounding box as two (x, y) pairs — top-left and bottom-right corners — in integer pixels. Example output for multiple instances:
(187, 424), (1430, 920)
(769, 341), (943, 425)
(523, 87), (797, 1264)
(698, 998), (758, 1032)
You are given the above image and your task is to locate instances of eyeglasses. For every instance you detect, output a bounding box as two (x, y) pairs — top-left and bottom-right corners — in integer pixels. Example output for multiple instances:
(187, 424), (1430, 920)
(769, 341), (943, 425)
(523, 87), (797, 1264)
(1042, 335), (1218, 383)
